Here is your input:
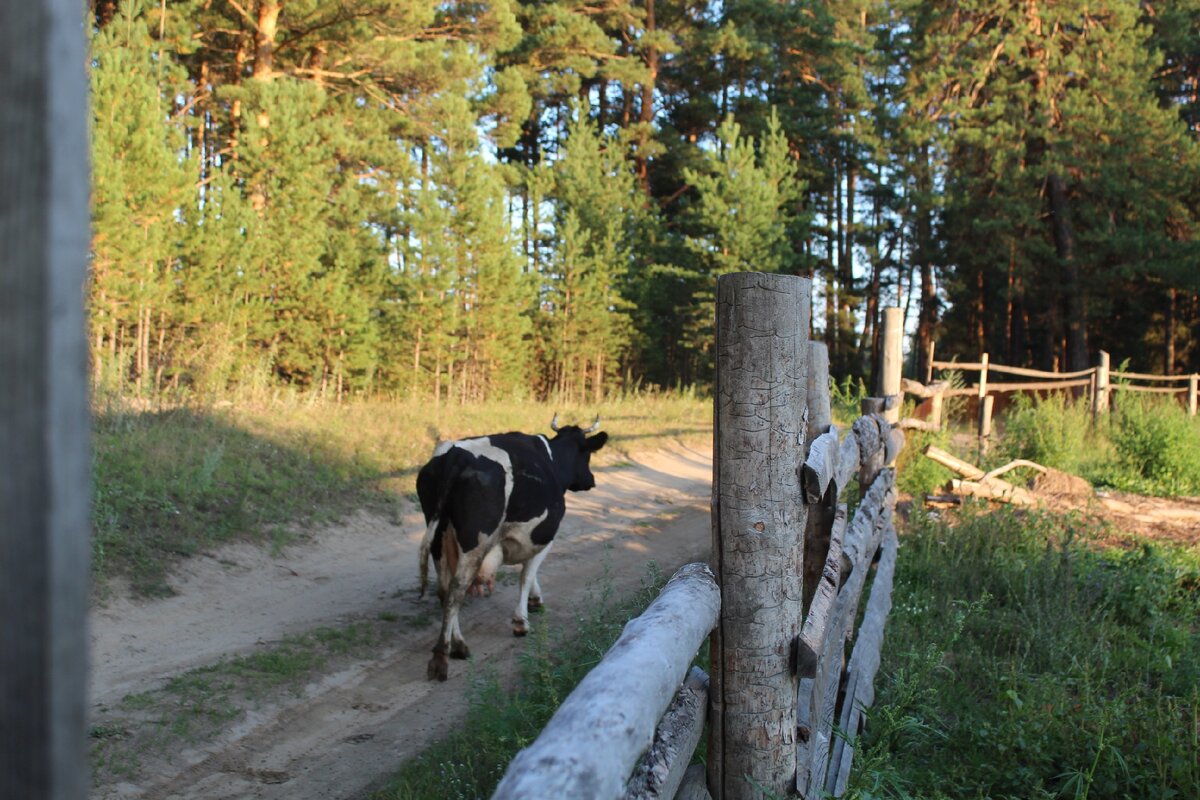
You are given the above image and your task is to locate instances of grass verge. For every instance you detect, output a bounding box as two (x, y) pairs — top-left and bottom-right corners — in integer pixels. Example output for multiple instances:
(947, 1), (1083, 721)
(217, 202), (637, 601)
(847, 506), (1200, 799)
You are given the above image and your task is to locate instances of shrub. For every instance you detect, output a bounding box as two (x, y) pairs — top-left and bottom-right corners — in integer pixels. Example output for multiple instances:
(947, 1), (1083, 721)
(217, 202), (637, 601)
(1104, 396), (1200, 496)
(999, 393), (1096, 475)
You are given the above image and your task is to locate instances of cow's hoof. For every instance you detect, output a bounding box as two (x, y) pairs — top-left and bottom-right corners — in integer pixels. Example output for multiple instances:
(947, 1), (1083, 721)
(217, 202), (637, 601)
(512, 619), (529, 637)
(528, 597), (544, 613)
(427, 656), (449, 682)
(450, 641), (470, 660)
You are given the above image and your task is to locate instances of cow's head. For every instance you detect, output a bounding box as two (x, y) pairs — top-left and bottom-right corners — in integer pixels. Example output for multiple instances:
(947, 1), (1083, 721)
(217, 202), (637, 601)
(550, 414), (608, 491)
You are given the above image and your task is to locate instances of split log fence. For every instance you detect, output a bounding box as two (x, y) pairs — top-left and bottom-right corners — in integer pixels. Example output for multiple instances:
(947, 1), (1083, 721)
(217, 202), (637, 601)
(493, 275), (906, 800)
(902, 344), (1199, 451)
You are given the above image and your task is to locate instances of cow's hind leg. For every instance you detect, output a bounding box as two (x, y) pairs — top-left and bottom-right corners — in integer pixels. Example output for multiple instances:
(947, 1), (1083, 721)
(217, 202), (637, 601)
(513, 542), (553, 636)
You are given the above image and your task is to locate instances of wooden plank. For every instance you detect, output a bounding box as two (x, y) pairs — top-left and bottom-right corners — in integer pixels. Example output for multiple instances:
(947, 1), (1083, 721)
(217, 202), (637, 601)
(852, 415), (886, 497)
(900, 377), (948, 399)
(796, 505), (849, 678)
(986, 363), (1096, 379)
(802, 343), (835, 617)
(797, 483), (889, 797)
(1110, 370), (1194, 382)
(624, 667), (710, 800)
(674, 765), (711, 800)
(826, 523), (900, 797)
(707, 273), (811, 800)
(951, 479), (1035, 506)
(834, 431), (860, 495)
(493, 563), (720, 799)
(1110, 383), (1189, 394)
(801, 428), (841, 504)
(931, 359), (985, 371)
(923, 445), (985, 480)
(0, 1), (91, 797)
(981, 378), (1093, 392)
(884, 426), (905, 468)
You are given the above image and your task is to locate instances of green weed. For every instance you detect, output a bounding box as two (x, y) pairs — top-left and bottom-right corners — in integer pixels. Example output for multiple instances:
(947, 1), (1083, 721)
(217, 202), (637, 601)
(846, 507), (1200, 799)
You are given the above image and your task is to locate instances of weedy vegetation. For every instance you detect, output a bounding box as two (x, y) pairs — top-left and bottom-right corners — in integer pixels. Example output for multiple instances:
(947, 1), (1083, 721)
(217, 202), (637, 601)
(846, 506), (1200, 799)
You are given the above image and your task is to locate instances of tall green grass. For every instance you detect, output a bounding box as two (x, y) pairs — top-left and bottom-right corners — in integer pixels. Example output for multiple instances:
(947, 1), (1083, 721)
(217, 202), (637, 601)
(847, 507), (1200, 799)
(92, 392), (710, 595)
(997, 393), (1200, 497)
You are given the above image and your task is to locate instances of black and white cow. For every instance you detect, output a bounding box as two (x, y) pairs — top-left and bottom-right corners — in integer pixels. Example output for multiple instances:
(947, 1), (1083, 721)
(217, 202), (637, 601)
(416, 415), (608, 681)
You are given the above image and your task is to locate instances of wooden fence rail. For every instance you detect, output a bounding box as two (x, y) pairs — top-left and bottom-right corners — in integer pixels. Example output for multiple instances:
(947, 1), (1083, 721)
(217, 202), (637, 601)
(909, 347), (1199, 447)
(493, 280), (905, 800)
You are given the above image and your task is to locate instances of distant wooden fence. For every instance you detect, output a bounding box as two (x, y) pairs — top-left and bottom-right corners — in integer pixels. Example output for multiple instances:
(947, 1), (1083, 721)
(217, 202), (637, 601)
(493, 275), (905, 800)
(900, 345), (1199, 449)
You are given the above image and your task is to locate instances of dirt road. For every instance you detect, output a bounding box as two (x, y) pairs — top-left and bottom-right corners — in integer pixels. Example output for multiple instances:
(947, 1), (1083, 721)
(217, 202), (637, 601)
(90, 443), (714, 800)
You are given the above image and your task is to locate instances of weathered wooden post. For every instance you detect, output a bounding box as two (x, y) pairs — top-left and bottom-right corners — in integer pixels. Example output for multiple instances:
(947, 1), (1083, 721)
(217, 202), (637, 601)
(709, 273), (811, 800)
(924, 340), (935, 385)
(879, 308), (902, 424)
(802, 342), (834, 615)
(1094, 350), (1111, 420)
(975, 352), (990, 449)
(978, 395), (995, 457)
(1188, 374), (1198, 417)
(1, 1), (92, 797)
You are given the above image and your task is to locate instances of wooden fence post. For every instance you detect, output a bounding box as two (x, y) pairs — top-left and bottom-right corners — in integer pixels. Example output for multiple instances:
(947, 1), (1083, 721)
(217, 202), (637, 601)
(1094, 350), (1110, 420)
(924, 340), (935, 385)
(978, 352), (989, 402)
(1188, 374), (1198, 417)
(0, 1), (92, 797)
(978, 395), (994, 457)
(710, 273), (811, 800)
(879, 308), (902, 424)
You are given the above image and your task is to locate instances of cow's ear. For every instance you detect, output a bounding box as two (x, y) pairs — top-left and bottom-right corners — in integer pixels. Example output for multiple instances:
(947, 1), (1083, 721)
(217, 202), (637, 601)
(585, 431), (608, 451)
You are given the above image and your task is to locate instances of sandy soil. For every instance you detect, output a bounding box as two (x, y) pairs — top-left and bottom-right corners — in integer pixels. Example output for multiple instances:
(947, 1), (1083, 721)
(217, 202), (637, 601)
(89, 443), (715, 800)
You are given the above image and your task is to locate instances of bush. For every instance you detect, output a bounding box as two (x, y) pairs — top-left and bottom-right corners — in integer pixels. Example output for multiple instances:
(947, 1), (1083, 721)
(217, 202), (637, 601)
(1104, 397), (1200, 496)
(999, 393), (1097, 475)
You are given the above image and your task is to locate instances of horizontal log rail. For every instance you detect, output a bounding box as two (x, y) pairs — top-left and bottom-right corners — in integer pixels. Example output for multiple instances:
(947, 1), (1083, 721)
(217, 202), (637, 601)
(1110, 383), (1189, 394)
(1110, 370), (1194, 382)
(492, 563), (720, 800)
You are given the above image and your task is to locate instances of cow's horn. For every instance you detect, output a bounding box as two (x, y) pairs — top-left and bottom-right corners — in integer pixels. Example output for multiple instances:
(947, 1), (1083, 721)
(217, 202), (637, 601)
(584, 414), (602, 434)
(550, 413), (561, 432)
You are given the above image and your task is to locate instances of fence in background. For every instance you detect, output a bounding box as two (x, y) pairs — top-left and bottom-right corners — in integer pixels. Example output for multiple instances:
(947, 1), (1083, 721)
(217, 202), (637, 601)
(492, 276), (905, 800)
(899, 344), (1199, 451)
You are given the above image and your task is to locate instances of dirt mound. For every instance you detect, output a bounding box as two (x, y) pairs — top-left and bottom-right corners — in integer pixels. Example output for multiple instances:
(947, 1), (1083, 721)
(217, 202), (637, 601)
(1031, 468), (1093, 501)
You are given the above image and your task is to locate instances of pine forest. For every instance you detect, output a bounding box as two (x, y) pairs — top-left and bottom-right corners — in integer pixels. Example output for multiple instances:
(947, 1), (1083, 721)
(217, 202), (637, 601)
(89, 0), (1200, 402)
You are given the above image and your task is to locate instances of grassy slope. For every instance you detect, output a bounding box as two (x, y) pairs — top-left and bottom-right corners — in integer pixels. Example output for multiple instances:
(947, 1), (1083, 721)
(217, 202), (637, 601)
(92, 393), (710, 596)
(848, 507), (1200, 800)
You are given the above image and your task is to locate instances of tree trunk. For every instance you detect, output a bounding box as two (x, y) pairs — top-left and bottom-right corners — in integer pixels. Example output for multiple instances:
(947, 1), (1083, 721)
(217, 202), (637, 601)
(253, 1), (282, 81)
(1047, 173), (1087, 372)
(635, 0), (658, 193)
(1165, 286), (1177, 375)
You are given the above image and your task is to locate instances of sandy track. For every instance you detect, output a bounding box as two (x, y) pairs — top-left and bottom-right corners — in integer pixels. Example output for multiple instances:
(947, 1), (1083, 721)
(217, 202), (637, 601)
(90, 444), (714, 800)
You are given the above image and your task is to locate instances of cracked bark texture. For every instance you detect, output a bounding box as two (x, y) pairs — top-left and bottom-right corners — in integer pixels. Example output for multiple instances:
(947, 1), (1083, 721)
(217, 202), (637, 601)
(709, 273), (811, 799)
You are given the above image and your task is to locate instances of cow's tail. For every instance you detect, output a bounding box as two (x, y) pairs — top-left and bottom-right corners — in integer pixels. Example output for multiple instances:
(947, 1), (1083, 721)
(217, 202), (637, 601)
(418, 517), (437, 598)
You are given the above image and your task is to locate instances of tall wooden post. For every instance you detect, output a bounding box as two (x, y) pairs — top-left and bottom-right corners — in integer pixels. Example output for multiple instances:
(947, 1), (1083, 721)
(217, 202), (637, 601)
(710, 273), (811, 800)
(0, 1), (92, 798)
(1094, 350), (1111, 420)
(1188, 374), (1198, 417)
(879, 308), (902, 424)
(977, 352), (989, 401)
(978, 395), (994, 457)
(924, 340), (935, 385)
